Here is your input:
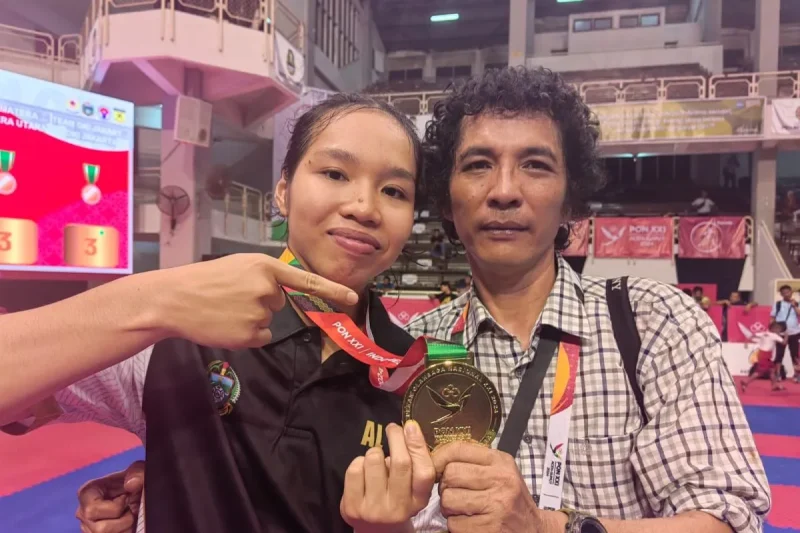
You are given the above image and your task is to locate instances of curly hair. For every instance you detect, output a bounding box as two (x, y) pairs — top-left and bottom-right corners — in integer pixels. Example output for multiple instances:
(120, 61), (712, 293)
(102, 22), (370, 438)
(422, 66), (606, 250)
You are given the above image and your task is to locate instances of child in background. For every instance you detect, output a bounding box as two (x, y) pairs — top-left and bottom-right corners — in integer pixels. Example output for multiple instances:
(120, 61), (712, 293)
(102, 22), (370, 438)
(741, 322), (787, 392)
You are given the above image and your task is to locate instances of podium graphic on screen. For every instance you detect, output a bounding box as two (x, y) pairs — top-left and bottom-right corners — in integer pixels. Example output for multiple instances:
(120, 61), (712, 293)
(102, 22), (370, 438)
(0, 217), (38, 265)
(0, 150), (17, 196)
(64, 224), (119, 268)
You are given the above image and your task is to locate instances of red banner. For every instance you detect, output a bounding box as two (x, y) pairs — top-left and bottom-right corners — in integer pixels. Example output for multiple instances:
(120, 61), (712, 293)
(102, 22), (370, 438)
(593, 217), (673, 258)
(380, 297), (438, 326)
(726, 305), (772, 343)
(704, 305), (723, 335)
(678, 217), (747, 259)
(563, 219), (590, 257)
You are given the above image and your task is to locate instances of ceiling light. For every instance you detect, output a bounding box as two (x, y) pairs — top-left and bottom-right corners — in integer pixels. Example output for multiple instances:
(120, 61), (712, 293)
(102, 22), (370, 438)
(431, 13), (459, 22)
(557, 0), (583, 3)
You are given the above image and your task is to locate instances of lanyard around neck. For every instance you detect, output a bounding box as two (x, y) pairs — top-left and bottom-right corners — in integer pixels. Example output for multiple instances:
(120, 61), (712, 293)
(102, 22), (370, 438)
(278, 249), (468, 394)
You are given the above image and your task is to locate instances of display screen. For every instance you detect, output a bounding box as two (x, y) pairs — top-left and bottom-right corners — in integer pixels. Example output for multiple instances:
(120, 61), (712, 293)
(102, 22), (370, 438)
(0, 69), (134, 274)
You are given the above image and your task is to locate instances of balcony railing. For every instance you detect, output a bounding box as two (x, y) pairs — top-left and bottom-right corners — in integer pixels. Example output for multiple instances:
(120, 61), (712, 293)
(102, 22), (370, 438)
(135, 169), (275, 242)
(371, 71), (800, 114)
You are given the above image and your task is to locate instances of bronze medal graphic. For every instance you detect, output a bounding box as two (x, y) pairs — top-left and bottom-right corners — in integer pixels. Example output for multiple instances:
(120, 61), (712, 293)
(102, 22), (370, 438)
(402, 360), (502, 450)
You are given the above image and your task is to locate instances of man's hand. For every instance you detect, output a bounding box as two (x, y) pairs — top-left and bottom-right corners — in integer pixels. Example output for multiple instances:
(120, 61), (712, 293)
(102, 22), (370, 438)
(432, 441), (551, 533)
(76, 461), (144, 533)
(341, 421), (436, 533)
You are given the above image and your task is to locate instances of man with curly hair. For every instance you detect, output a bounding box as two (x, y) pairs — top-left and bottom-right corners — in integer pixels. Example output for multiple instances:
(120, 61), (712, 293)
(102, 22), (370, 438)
(342, 66), (770, 533)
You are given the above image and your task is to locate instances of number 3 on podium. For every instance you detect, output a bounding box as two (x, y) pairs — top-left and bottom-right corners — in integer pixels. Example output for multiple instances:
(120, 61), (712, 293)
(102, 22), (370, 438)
(64, 224), (119, 268)
(0, 218), (38, 265)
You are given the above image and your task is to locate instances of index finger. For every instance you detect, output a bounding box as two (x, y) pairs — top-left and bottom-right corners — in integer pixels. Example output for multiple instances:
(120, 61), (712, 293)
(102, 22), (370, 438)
(269, 258), (359, 308)
(431, 441), (494, 477)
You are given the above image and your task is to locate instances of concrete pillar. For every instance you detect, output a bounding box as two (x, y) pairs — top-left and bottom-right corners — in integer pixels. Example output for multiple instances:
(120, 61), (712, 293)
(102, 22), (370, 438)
(702, 0), (722, 43)
(159, 68), (213, 268)
(755, 0), (780, 95)
(509, 0), (534, 67)
(360, 0), (372, 88)
(423, 53), (435, 82)
(473, 49), (484, 76)
(751, 147), (778, 303)
(304, 0), (316, 86)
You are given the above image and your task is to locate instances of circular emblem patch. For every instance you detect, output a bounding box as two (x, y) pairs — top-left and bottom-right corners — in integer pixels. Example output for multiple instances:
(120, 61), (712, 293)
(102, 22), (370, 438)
(207, 360), (240, 416)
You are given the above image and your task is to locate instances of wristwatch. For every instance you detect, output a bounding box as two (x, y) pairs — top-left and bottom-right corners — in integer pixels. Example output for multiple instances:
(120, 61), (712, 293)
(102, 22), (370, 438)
(560, 509), (607, 533)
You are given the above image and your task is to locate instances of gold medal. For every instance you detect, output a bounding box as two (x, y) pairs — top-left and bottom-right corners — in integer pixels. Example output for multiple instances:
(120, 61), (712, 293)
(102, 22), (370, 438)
(402, 358), (501, 450)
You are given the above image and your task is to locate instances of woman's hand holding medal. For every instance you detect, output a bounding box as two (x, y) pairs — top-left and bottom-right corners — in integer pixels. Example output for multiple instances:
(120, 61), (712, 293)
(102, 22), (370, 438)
(157, 253), (359, 349)
(341, 421), (436, 533)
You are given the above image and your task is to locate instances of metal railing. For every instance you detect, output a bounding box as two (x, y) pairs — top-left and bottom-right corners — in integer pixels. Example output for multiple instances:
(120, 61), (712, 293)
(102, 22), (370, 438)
(72, 0), (304, 86)
(372, 71), (800, 114)
(0, 24), (81, 84)
(134, 173), (276, 242)
(222, 181), (269, 241)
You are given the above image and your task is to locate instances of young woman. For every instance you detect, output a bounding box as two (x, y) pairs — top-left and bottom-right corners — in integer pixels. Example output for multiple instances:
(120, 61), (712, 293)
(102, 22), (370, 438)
(0, 94), (430, 533)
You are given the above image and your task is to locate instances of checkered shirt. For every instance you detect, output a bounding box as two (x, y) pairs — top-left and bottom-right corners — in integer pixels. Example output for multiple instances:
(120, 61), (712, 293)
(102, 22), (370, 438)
(410, 255), (770, 532)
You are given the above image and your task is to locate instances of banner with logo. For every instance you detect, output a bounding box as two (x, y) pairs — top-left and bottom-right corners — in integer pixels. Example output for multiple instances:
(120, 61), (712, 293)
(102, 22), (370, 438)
(593, 98), (764, 142)
(563, 219), (590, 257)
(770, 98), (800, 135)
(275, 32), (305, 89)
(726, 305), (772, 343)
(380, 297), (438, 326)
(678, 217), (747, 259)
(593, 217), (673, 258)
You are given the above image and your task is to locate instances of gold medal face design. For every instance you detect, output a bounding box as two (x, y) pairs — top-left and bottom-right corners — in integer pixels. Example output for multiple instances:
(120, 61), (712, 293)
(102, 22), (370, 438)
(402, 360), (502, 450)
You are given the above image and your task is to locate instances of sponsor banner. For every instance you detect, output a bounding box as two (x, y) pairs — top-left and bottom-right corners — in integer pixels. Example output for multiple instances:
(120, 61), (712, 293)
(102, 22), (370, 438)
(593, 98), (764, 142)
(675, 283), (717, 303)
(593, 217), (673, 258)
(380, 297), (438, 326)
(563, 219), (590, 257)
(678, 217), (747, 259)
(770, 98), (800, 135)
(726, 305), (772, 343)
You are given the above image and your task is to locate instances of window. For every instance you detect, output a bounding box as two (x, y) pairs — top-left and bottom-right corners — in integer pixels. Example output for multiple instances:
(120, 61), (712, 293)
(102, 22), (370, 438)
(435, 66), (454, 78)
(406, 68), (423, 80)
(453, 65), (472, 77)
(573, 18), (592, 32)
(641, 13), (660, 27)
(485, 62), (507, 71)
(388, 70), (405, 82)
(593, 17), (612, 30)
(619, 15), (639, 28)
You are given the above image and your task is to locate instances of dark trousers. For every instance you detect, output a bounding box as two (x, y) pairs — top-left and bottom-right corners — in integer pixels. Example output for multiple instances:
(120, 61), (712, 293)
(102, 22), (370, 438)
(774, 332), (800, 366)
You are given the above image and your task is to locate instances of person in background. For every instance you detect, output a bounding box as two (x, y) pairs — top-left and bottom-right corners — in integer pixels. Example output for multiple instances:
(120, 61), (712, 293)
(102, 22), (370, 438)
(771, 284), (800, 385)
(691, 190), (715, 214)
(456, 274), (472, 291)
(376, 275), (395, 292)
(717, 290), (756, 340)
(692, 286), (704, 304)
(740, 322), (787, 393)
(717, 291), (755, 310)
(431, 281), (454, 305)
(429, 227), (451, 262)
(723, 155), (739, 189)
